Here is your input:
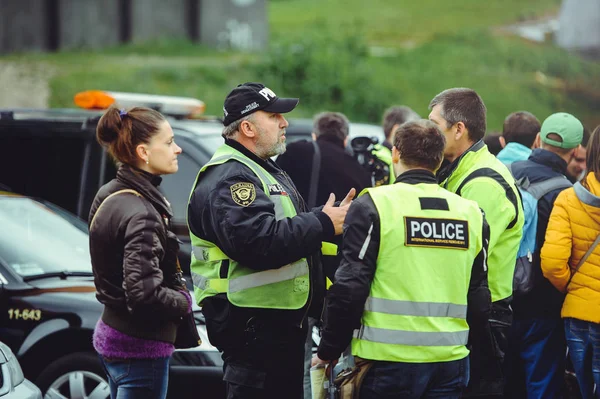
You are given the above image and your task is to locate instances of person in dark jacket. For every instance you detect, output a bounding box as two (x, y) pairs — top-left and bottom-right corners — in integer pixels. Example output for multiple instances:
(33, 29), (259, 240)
(187, 82), (354, 399)
(276, 111), (371, 208)
(312, 120), (494, 398)
(506, 112), (584, 399)
(89, 106), (193, 399)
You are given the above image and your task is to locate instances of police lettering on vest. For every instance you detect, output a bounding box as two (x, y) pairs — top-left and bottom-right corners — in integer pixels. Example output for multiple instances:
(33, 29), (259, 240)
(267, 183), (289, 196)
(405, 217), (469, 249)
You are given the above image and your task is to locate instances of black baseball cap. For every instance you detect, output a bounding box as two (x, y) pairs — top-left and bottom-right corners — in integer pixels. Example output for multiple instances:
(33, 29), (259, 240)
(222, 82), (299, 126)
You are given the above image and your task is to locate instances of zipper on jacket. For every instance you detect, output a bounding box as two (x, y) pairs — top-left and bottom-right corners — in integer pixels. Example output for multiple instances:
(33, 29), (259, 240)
(300, 252), (314, 329)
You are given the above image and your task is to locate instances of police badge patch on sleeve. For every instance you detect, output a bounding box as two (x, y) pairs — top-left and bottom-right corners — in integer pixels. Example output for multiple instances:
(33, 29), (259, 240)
(404, 216), (469, 250)
(230, 182), (256, 206)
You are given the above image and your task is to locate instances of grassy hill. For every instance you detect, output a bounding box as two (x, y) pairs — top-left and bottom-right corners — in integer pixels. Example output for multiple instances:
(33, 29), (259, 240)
(3, 0), (599, 131)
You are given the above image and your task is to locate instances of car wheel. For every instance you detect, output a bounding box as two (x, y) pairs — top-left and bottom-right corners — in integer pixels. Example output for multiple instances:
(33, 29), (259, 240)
(35, 352), (110, 399)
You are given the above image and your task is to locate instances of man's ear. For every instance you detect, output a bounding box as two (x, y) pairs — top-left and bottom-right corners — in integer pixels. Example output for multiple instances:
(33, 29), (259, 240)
(311, 132), (317, 141)
(499, 136), (507, 149)
(455, 121), (467, 141)
(533, 133), (541, 149)
(392, 146), (400, 164)
(239, 119), (256, 139)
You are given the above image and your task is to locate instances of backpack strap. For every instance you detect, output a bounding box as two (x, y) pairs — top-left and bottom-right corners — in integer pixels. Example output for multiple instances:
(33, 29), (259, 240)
(523, 177), (572, 200)
(90, 189), (142, 229)
(307, 140), (321, 209)
(456, 168), (520, 229)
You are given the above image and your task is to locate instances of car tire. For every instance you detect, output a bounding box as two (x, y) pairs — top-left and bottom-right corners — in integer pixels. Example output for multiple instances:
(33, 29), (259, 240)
(35, 351), (110, 399)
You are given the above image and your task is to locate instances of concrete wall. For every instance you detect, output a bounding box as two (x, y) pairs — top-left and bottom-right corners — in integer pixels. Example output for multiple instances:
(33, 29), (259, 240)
(0, 0), (47, 53)
(556, 0), (600, 52)
(0, 0), (268, 53)
(199, 0), (268, 51)
(131, 0), (188, 42)
(58, 0), (121, 50)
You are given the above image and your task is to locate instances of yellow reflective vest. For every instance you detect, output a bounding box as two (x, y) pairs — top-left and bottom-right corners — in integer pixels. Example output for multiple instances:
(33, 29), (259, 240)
(188, 144), (311, 309)
(352, 182), (483, 363)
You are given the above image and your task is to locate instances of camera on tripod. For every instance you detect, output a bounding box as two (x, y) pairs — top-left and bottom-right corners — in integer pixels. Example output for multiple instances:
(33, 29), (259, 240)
(350, 136), (391, 187)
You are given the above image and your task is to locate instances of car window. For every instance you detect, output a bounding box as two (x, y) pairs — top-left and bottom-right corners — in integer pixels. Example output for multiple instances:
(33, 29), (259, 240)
(0, 196), (91, 276)
(184, 132), (224, 157)
(160, 153), (201, 224)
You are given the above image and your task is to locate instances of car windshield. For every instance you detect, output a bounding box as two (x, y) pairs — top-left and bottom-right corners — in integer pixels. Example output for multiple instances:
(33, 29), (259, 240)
(0, 196), (91, 277)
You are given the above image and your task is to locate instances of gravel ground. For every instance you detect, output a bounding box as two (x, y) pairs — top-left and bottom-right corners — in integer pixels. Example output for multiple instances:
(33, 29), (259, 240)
(0, 62), (51, 108)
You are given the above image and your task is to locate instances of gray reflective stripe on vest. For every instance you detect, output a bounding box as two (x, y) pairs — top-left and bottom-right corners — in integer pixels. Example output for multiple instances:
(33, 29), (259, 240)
(229, 260), (307, 293)
(354, 326), (469, 347)
(207, 154), (287, 220)
(192, 271), (208, 289)
(365, 297), (467, 319)
(192, 246), (204, 261)
(191, 261), (308, 293)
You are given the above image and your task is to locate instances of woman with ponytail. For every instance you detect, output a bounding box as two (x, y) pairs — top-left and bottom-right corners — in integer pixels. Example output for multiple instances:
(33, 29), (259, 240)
(89, 106), (191, 399)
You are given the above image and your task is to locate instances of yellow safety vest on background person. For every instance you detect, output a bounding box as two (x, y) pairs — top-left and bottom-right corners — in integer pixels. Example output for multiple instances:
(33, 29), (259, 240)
(352, 182), (483, 363)
(188, 144), (335, 309)
(372, 144), (394, 185)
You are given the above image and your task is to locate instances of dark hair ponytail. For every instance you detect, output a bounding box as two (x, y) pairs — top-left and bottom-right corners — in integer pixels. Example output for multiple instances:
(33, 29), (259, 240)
(96, 105), (166, 165)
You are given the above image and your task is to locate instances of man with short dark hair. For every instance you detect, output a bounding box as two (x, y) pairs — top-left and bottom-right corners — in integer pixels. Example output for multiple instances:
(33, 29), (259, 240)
(187, 82), (355, 399)
(382, 105), (421, 149)
(372, 105), (421, 185)
(497, 111), (541, 165)
(277, 111), (371, 208)
(312, 120), (493, 398)
(506, 112), (584, 399)
(429, 87), (523, 397)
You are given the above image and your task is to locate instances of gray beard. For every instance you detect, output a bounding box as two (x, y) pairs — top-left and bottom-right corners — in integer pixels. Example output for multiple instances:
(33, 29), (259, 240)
(263, 141), (286, 158)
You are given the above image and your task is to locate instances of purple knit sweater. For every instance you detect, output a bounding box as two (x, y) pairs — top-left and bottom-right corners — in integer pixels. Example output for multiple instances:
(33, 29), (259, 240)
(94, 290), (193, 359)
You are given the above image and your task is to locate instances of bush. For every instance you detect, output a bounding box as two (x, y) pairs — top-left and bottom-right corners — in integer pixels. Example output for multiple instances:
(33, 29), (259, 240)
(255, 29), (397, 122)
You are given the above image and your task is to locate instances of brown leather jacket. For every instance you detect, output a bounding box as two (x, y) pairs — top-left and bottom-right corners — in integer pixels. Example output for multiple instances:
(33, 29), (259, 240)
(89, 164), (189, 343)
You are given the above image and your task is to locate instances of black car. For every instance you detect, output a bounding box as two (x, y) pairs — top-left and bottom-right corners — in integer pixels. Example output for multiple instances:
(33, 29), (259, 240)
(0, 191), (225, 398)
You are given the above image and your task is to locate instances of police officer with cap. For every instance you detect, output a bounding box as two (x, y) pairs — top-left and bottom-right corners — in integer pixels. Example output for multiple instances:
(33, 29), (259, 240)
(187, 82), (355, 398)
(312, 120), (495, 398)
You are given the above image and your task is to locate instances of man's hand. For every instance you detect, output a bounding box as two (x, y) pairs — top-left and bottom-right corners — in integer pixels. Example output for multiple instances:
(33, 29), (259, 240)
(311, 354), (338, 377)
(322, 189), (355, 235)
(340, 188), (356, 207)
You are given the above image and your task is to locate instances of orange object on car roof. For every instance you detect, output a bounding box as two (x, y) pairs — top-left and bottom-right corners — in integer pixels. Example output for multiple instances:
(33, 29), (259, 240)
(74, 90), (206, 118)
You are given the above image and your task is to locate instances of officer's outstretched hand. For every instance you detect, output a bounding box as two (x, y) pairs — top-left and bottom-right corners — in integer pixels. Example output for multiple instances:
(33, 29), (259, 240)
(340, 187), (356, 207)
(322, 189), (354, 235)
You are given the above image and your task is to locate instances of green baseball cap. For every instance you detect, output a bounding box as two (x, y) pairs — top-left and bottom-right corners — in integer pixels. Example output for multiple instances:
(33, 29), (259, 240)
(540, 112), (584, 149)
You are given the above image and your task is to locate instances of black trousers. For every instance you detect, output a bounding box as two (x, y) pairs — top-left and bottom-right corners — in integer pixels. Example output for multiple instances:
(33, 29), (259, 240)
(203, 298), (308, 399)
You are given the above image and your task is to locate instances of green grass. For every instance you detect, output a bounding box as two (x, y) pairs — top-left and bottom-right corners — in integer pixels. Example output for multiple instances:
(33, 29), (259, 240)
(269, 0), (562, 46)
(3, 0), (599, 131)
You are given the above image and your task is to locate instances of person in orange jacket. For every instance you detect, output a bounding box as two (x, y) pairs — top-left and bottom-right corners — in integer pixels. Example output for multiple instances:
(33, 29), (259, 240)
(541, 124), (600, 399)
